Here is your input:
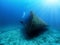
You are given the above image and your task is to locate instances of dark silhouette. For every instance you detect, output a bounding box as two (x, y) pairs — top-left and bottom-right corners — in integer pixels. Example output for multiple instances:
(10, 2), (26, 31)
(20, 11), (48, 40)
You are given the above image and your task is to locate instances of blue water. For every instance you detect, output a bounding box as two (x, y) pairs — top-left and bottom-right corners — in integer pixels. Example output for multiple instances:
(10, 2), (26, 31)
(0, 0), (60, 45)
(0, 0), (60, 29)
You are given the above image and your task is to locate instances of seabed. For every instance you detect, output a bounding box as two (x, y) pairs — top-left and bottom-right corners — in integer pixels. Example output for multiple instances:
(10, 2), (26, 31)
(0, 25), (60, 45)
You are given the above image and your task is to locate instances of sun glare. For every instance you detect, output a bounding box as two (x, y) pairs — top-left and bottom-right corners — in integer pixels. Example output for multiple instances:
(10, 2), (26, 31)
(43, 0), (60, 6)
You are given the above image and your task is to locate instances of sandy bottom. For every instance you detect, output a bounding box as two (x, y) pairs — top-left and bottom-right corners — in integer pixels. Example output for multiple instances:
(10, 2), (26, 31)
(0, 25), (60, 45)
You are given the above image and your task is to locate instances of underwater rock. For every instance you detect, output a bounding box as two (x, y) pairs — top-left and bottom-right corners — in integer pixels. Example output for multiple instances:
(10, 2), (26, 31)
(20, 11), (48, 40)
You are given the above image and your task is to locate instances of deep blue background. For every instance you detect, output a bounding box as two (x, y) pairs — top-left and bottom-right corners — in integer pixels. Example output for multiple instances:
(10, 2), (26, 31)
(0, 0), (60, 29)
